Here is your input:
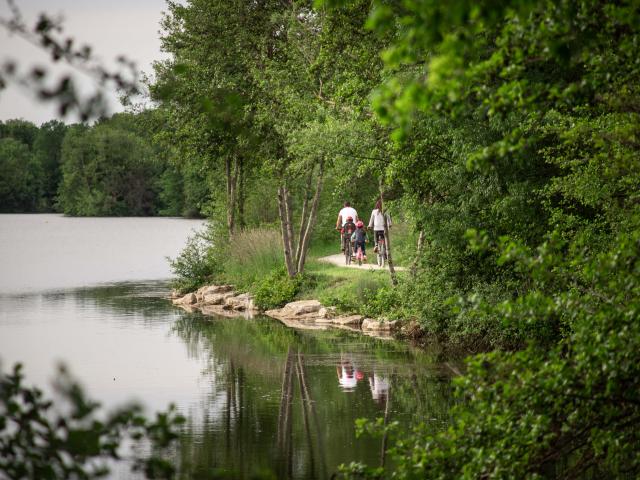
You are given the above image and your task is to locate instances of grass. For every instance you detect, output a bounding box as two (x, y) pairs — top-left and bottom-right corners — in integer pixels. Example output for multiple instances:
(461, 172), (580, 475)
(220, 227), (283, 289)
(172, 224), (413, 317)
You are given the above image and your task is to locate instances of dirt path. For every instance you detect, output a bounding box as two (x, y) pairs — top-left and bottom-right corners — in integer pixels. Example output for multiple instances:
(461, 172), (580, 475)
(318, 253), (405, 271)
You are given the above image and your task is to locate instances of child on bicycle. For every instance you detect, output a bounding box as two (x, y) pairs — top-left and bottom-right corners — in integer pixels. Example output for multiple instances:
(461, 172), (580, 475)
(351, 221), (368, 261)
(341, 216), (357, 253)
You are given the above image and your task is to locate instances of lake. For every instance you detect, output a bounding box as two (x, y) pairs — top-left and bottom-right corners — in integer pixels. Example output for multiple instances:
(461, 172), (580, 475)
(0, 214), (453, 479)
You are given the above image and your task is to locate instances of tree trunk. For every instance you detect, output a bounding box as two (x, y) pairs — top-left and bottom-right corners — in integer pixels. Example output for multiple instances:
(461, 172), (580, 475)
(284, 185), (295, 265)
(379, 179), (397, 285)
(277, 184), (297, 277)
(410, 229), (425, 278)
(295, 169), (314, 267)
(237, 156), (246, 230)
(225, 156), (238, 235)
(297, 159), (325, 274)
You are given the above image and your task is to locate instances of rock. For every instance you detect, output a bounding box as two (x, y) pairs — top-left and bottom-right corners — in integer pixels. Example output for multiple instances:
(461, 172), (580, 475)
(400, 320), (423, 339)
(203, 291), (234, 305)
(196, 292), (204, 303)
(201, 304), (256, 319)
(170, 289), (181, 299)
(280, 300), (323, 317)
(177, 293), (197, 306)
(224, 293), (254, 311)
(331, 314), (364, 327)
(203, 285), (234, 295)
(318, 306), (337, 319)
(361, 318), (398, 332)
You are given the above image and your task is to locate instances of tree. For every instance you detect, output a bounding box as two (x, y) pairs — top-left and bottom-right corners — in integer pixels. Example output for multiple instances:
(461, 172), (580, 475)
(32, 120), (67, 208)
(0, 137), (42, 212)
(57, 124), (160, 216)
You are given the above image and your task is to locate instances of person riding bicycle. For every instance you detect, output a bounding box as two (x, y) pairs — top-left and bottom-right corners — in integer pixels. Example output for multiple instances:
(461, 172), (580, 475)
(340, 216), (357, 252)
(336, 201), (358, 252)
(368, 200), (391, 253)
(351, 220), (368, 261)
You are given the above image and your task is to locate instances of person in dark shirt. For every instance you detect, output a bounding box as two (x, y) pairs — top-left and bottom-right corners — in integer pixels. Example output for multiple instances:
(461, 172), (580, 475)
(341, 216), (357, 252)
(351, 220), (368, 261)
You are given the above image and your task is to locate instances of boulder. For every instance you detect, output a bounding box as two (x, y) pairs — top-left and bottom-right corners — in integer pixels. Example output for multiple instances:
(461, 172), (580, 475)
(280, 300), (323, 317)
(224, 293), (254, 311)
(203, 291), (234, 305)
(175, 293), (197, 306)
(318, 306), (337, 319)
(361, 318), (398, 332)
(203, 284), (234, 295)
(331, 314), (364, 327)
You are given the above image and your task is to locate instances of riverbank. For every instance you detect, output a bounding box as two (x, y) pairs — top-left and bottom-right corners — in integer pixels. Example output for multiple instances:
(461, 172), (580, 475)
(171, 284), (404, 340)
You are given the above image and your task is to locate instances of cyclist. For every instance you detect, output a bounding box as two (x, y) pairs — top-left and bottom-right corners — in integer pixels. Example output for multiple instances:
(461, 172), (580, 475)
(368, 200), (391, 253)
(340, 216), (357, 253)
(336, 201), (358, 251)
(351, 220), (368, 261)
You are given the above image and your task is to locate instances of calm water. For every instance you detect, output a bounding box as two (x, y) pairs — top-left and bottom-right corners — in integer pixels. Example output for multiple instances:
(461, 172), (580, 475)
(0, 214), (453, 479)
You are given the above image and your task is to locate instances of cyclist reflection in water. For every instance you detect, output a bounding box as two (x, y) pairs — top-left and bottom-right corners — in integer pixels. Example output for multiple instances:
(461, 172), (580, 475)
(337, 354), (364, 392)
(369, 372), (390, 406)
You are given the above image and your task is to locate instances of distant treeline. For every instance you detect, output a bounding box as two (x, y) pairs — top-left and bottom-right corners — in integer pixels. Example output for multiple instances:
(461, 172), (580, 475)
(0, 112), (211, 217)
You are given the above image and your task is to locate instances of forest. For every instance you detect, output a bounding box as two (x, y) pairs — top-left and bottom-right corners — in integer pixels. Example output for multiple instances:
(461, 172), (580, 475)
(1, 0), (639, 478)
(0, 113), (213, 216)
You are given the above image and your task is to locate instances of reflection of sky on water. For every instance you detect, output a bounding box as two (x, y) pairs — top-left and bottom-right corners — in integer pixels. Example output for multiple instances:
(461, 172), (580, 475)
(0, 214), (453, 478)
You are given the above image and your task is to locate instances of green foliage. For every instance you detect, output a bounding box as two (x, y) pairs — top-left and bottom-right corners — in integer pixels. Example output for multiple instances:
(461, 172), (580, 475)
(0, 138), (42, 212)
(342, 230), (640, 478)
(57, 123), (160, 216)
(0, 363), (184, 479)
(0, 112), (209, 217)
(221, 228), (284, 289)
(253, 267), (307, 310)
(169, 227), (220, 294)
(316, 270), (393, 317)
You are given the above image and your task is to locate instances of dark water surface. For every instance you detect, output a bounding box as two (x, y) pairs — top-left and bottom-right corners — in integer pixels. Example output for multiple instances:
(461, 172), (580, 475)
(0, 215), (453, 479)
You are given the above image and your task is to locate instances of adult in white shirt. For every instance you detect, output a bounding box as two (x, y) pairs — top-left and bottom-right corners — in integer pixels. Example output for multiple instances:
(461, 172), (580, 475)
(368, 199), (391, 244)
(336, 201), (358, 228)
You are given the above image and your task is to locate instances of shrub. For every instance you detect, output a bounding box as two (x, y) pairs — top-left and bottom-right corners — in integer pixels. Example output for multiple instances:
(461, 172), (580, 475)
(252, 268), (305, 310)
(0, 363), (184, 479)
(169, 228), (219, 293)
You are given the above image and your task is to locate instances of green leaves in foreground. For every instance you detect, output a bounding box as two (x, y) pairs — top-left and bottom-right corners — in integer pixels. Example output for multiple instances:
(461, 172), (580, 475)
(339, 229), (640, 479)
(0, 363), (185, 480)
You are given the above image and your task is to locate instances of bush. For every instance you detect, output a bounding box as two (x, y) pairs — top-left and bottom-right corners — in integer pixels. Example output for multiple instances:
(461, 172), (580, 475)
(169, 229), (219, 293)
(361, 285), (402, 319)
(253, 268), (306, 310)
(0, 363), (184, 479)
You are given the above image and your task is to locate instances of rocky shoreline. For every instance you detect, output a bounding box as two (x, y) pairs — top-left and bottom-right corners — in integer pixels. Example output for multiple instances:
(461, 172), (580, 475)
(171, 285), (399, 337)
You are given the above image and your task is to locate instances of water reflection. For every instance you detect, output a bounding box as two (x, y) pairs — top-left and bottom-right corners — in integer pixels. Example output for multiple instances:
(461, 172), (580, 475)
(0, 280), (455, 479)
(170, 315), (454, 479)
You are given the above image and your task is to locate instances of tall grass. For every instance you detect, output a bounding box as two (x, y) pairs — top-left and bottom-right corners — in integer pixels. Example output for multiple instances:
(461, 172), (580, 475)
(222, 227), (283, 288)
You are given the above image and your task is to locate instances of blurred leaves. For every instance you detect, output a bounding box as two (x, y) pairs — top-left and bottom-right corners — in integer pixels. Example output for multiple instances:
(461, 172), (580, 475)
(0, 363), (184, 479)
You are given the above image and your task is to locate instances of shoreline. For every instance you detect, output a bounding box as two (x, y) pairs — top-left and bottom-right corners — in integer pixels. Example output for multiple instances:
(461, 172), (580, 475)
(171, 284), (404, 340)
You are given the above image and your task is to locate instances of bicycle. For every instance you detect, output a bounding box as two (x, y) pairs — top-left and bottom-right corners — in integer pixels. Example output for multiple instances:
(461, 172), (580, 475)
(376, 236), (386, 267)
(343, 233), (352, 265)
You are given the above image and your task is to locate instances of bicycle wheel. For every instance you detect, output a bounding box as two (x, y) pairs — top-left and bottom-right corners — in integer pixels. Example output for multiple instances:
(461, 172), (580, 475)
(378, 241), (385, 267)
(357, 246), (362, 266)
(345, 239), (351, 265)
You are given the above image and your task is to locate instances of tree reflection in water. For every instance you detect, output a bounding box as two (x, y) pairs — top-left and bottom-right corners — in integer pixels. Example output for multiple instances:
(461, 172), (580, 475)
(170, 314), (454, 479)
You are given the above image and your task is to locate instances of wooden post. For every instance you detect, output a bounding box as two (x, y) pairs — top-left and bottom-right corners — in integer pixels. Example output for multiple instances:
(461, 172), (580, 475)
(379, 179), (397, 285)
